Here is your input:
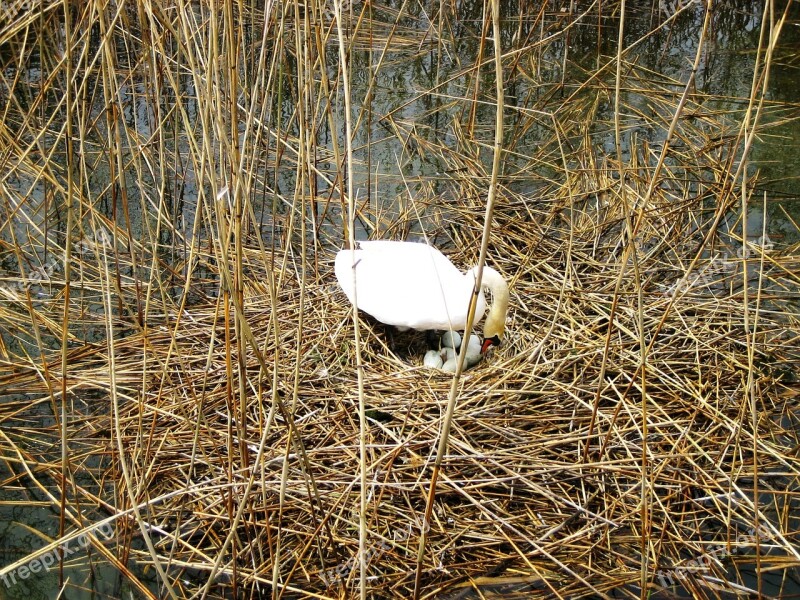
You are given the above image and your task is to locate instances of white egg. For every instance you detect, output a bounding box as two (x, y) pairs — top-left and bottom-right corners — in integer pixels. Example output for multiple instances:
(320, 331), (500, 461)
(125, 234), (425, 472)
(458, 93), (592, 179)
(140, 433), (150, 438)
(464, 333), (482, 367)
(423, 349), (444, 369)
(441, 330), (461, 349)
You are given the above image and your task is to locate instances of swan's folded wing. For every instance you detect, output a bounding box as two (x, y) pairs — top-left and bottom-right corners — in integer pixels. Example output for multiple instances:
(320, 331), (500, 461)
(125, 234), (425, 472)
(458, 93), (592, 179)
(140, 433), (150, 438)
(335, 242), (484, 330)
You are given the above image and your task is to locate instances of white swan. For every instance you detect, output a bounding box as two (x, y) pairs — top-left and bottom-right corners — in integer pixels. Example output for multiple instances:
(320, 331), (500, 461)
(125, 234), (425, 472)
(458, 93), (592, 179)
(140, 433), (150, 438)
(335, 241), (509, 352)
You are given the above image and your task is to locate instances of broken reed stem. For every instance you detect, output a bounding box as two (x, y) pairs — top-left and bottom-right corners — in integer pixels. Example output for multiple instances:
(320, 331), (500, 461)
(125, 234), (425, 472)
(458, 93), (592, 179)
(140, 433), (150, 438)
(333, 0), (369, 597)
(102, 242), (178, 598)
(413, 0), (506, 597)
(58, 0), (74, 586)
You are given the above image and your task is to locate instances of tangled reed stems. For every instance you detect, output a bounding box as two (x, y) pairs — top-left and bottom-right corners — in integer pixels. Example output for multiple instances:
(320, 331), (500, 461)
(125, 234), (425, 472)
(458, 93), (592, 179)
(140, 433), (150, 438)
(0, 1), (799, 598)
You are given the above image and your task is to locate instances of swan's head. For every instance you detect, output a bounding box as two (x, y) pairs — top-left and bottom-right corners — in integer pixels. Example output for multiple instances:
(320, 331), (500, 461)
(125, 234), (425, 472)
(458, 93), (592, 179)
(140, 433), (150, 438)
(481, 327), (503, 354)
(474, 266), (509, 354)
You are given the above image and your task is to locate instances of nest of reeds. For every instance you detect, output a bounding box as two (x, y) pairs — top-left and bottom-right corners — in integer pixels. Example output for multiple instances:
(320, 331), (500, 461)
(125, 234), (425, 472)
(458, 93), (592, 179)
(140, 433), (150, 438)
(63, 137), (796, 598)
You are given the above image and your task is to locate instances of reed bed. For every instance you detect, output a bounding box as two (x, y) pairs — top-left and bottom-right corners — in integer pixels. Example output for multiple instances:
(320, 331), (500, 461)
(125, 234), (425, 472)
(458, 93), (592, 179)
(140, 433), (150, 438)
(0, 1), (799, 598)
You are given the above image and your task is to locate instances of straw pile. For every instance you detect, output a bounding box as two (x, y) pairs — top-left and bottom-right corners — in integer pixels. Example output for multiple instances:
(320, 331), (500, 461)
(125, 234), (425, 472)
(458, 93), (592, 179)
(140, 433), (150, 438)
(0, 1), (798, 599)
(93, 154), (800, 599)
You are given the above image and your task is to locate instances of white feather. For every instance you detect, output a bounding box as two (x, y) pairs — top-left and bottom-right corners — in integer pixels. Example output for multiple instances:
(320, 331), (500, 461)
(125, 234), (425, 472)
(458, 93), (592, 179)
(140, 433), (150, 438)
(335, 241), (487, 331)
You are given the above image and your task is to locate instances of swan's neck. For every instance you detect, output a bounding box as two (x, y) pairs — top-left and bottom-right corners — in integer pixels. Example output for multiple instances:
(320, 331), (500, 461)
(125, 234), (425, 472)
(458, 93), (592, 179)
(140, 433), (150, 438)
(470, 266), (509, 339)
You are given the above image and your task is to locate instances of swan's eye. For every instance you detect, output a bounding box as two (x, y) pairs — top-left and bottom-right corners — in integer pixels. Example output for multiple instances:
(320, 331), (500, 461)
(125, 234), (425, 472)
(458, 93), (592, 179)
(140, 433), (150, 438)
(481, 335), (501, 354)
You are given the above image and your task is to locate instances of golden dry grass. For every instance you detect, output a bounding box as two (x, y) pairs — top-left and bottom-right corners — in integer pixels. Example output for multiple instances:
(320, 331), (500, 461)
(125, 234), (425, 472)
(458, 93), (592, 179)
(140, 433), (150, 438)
(0, 1), (799, 599)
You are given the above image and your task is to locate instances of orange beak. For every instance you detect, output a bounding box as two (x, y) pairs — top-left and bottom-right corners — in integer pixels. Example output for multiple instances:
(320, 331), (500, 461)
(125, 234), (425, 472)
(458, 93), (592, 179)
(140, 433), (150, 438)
(481, 335), (500, 354)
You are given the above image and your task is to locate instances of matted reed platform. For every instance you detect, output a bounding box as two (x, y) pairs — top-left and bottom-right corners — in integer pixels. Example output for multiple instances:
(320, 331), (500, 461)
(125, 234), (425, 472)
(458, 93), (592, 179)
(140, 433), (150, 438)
(0, 2), (799, 598)
(16, 158), (794, 598)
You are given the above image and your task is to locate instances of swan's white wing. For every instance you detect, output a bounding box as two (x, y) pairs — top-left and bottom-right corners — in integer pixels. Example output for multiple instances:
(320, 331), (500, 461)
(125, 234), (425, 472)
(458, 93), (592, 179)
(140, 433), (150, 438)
(335, 241), (486, 330)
